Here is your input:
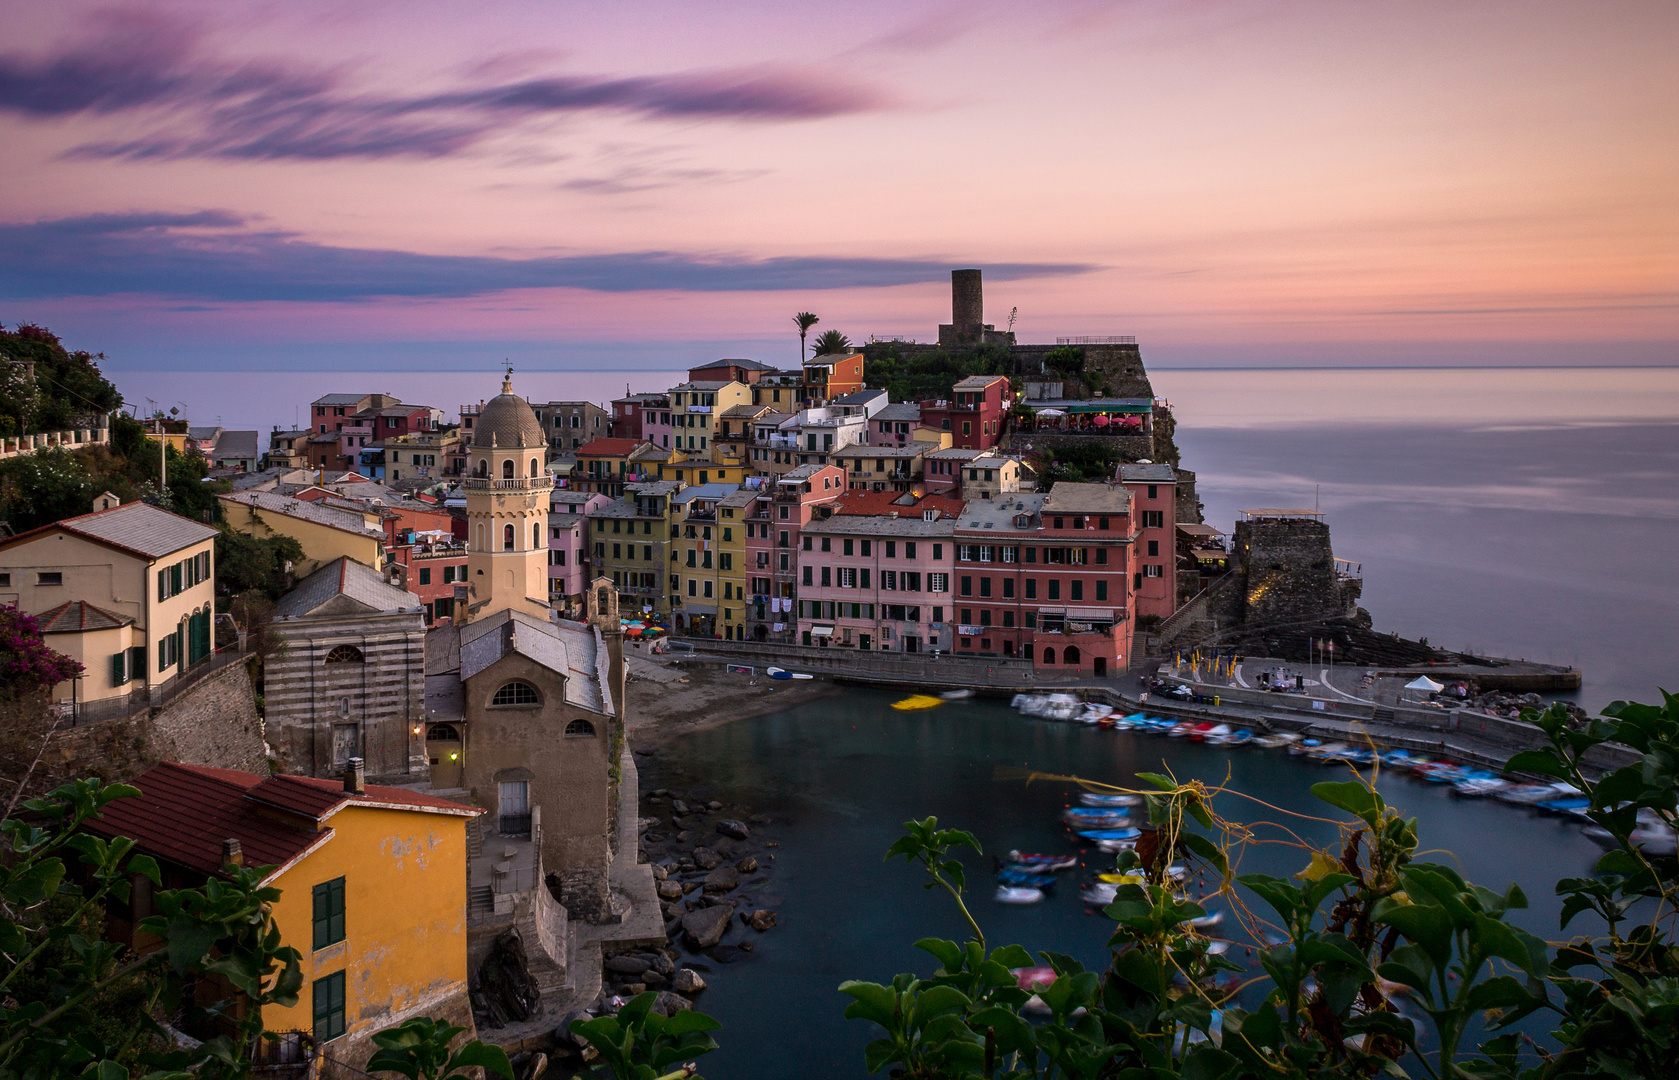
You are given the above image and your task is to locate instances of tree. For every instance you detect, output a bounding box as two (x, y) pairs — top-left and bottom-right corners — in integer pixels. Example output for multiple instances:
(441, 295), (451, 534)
(810, 330), (851, 357)
(793, 313), (820, 362)
(0, 606), (82, 702)
(215, 526), (304, 603)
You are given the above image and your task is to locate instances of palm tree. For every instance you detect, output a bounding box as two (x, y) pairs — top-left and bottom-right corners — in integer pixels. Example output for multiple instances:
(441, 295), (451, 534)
(793, 312), (819, 360)
(810, 329), (851, 357)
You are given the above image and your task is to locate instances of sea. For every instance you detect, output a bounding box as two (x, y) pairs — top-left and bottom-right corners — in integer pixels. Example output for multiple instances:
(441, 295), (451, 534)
(112, 364), (1679, 709)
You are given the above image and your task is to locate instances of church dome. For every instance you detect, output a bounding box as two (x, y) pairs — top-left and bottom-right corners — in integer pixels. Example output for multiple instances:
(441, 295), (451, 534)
(471, 375), (546, 448)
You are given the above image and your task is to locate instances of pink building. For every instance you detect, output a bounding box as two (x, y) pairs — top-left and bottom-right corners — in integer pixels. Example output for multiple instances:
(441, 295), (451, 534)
(610, 392), (667, 442)
(795, 492), (964, 652)
(549, 490), (609, 614)
(918, 375), (1009, 450)
(1117, 463), (1178, 623)
(743, 464), (845, 642)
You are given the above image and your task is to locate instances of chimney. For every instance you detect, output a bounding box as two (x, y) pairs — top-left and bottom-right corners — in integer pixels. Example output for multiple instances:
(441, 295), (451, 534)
(221, 838), (244, 867)
(344, 757), (366, 794)
(951, 269), (983, 335)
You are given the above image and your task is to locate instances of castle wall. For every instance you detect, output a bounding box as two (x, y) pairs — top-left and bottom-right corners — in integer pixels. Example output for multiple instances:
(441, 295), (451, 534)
(1233, 518), (1346, 627)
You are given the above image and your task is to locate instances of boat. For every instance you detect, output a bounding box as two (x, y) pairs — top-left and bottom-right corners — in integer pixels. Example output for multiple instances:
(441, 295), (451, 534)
(1077, 827), (1143, 841)
(1498, 782), (1575, 805)
(1063, 807), (1133, 824)
(1308, 742), (1349, 761)
(995, 886), (1044, 905)
(1041, 694), (1082, 721)
(1095, 838), (1138, 853)
(1254, 732), (1300, 749)
(1080, 882), (1121, 905)
(1424, 765), (1470, 784)
(1078, 702), (1115, 724)
(1537, 795), (1591, 815)
(1216, 728), (1254, 746)
(766, 666), (813, 680)
(1005, 851), (1079, 871)
(1190, 722), (1220, 741)
(1288, 738), (1321, 756)
(1582, 813), (1677, 858)
(1014, 966), (1057, 991)
(939, 689), (974, 700)
(1014, 694), (1051, 716)
(1080, 792), (1142, 808)
(996, 867), (1058, 888)
(891, 694), (944, 711)
(1187, 910), (1223, 930)
(1205, 940), (1231, 956)
(1452, 772), (1507, 797)
(1112, 712), (1147, 730)
(1095, 872), (1148, 885)
(1010, 693), (1031, 710)
(1167, 721), (1197, 738)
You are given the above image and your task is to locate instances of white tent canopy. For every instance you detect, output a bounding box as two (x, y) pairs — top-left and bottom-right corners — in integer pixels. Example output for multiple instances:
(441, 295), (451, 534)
(1404, 676), (1445, 692)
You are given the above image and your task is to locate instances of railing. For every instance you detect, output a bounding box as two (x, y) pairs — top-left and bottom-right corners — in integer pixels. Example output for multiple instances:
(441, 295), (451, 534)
(0, 426), (110, 461)
(461, 476), (554, 492)
(251, 1031), (315, 1070)
(498, 813), (532, 837)
(1055, 336), (1136, 345)
(54, 645), (247, 727)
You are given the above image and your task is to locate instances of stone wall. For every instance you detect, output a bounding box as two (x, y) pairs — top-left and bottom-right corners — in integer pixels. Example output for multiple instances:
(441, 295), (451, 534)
(148, 660), (268, 773)
(1001, 432), (1155, 461)
(1232, 518), (1348, 627)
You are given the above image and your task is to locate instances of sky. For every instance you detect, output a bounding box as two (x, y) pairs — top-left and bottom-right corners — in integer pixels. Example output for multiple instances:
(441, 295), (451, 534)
(1, 0), (1675, 373)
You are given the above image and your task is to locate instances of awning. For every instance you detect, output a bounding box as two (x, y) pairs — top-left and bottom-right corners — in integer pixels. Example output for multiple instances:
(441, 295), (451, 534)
(1065, 607), (1114, 619)
(1404, 676), (1445, 692)
(810, 625), (835, 636)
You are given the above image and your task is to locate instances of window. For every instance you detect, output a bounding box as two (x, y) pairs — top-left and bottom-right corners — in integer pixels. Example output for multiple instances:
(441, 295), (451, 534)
(821, 538), (831, 552)
(1143, 511), (1164, 529)
(110, 651), (129, 686)
(928, 573), (948, 593)
(839, 567), (857, 588)
(882, 570), (897, 590)
(38, 571), (62, 586)
(1099, 516), (1110, 530)
(0, 573), (8, 587)
(1144, 564), (1164, 578)
(802, 566), (813, 586)
(885, 541), (896, 558)
(491, 681), (540, 706)
(903, 571), (921, 591)
(419, 568), (431, 586)
(1148, 540), (1159, 557)
(1048, 580), (1061, 600)
(535, 524), (544, 549)
(1071, 580), (1083, 600)
(312, 877), (346, 949)
(565, 718), (596, 736)
(504, 524), (515, 551)
(1148, 485), (1158, 499)
(324, 645), (363, 664)
(905, 542), (917, 559)
(960, 576), (972, 596)
(1054, 517), (1064, 529)
(932, 544), (943, 561)
(820, 566), (831, 587)
(313, 971), (346, 1042)
(802, 536), (812, 551)
(1096, 580), (1108, 601)
(1096, 549), (1107, 565)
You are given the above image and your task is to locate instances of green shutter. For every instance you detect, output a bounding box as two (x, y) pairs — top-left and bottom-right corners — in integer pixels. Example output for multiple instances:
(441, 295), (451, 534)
(171, 563), (182, 594)
(157, 568), (168, 599)
(312, 970), (346, 1041)
(110, 652), (125, 686)
(312, 877), (345, 949)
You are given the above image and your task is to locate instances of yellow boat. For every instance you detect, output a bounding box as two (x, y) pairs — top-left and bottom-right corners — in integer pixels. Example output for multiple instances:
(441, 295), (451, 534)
(891, 694), (945, 711)
(1096, 873), (1147, 885)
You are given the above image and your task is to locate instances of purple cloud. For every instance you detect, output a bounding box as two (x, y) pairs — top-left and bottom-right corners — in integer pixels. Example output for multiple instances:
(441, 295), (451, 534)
(0, 211), (1096, 301)
(0, 16), (890, 161)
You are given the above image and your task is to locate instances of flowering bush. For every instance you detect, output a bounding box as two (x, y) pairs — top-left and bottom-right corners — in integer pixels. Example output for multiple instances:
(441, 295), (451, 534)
(0, 605), (82, 699)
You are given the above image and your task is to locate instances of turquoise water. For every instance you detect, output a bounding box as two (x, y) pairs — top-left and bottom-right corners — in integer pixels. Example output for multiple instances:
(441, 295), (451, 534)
(641, 689), (1605, 1078)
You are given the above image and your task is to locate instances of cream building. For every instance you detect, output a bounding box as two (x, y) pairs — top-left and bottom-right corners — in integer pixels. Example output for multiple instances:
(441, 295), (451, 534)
(0, 500), (219, 704)
(460, 375), (554, 624)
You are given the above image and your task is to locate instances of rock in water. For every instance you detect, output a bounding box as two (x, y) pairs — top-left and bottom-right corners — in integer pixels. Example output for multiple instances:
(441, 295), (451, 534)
(652, 991), (693, 1016)
(650, 952), (676, 976)
(604, 954), (651, 975)
(692, 847), (721, 870)
(650, 864), (668, 881)
(707, 800), (723, 810)
(671, 799), (691, 815)
(673, 968), (707, 994)
(703, 865), (740, 893)
(656, 879), (684, 900)
(747, 909), (778, 931)
(736, 856), (758, 873)
(716, 819), (751, 840)
(680, 905), (733, 949)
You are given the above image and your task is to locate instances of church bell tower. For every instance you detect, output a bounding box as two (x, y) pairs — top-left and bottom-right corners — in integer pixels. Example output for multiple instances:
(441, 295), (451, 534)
(461, 373), (552, 623)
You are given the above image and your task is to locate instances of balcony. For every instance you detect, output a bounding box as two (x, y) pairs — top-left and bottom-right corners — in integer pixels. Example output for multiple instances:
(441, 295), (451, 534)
(462, 476), (554, 492)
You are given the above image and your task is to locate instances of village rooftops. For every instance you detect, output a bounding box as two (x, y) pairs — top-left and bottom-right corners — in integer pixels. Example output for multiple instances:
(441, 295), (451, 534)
(668, 381), (735, 393)
(1117, 462), (1177, 483)
(955, 494), (1048, 532)
(832, 491), (964, 518)
(1177, 522), (1226, 539)
(313, 393), (392, 407)
(719, 488), (757, 510)
(950, 375), (1008, 391)
(219, 490), (385, 539)
(674, 483), (738, 505)
(831, 441), (941, 459)
(778, 464), (831, 483)
(926, 447), (986, 461)
(275, 556), (421, 620)
(0, 500), (218, 561)
(722, 404), (773, 419)
(82, 761), (476, 883)
(625, 480), (682, 497)
(1041, 482), (1133, 515)
(455, 608), (613, 715)
(803, 512), (956, 539)
(873, 403), (922, 422)
(832, 389), (888, 406)
(692, 358), (776, 373)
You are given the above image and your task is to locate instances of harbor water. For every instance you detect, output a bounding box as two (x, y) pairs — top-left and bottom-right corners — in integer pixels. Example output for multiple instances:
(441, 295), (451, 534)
(641, 689), (1607, 1078)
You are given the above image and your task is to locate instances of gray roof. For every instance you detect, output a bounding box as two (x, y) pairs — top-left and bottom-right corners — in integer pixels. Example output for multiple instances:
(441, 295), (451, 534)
(722, 404), (772, 418)
(803, 515), (955, 538)
(56, 501), (218, 559)
(313, 393), (379, 406)
(211, 430), (260, 460)
(955, 493), (1046, 531)
(590, 498), (643, 520)
(275, 557), (420, 618)
(926, 447), (984, 461)
(673, 483), (737, 504)
(219, 490), (384, 538)
(874, 403), (921, 422)
(625, 481), (682, 496)
(188, 426), (222, 441)
(547, 512), (584, 529)
(471, 379), (546, 449)
(1117, 463), (1177, 483)
(833, 441), (939, 459)
(833, 389), (887, 405)
(693, 357), (776, 372)
(1042, 482), (1133, 514)
(780, 463), (834, 481)
(952, 375), (1006, 391)
(669, 381), (733, 392)
(719, 488), (757, 508)
(457, 609), (610, 715)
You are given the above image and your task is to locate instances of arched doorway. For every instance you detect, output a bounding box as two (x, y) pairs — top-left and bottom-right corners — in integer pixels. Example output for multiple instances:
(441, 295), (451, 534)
(1063, 645), (1081, 666)
(1094, 656), (1107, 677)
(427, 723), (463, 788)
(1042, 647), (1056, 664)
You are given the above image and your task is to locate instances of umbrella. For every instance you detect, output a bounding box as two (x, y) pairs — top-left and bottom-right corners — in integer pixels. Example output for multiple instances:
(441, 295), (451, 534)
(625, 627), (643, 636)
(1037, 408), (1067, 418)
(1092, 414), (1111, 427)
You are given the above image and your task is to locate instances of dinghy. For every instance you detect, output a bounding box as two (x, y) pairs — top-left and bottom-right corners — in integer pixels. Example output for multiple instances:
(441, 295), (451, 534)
(1079, 792), (1142, 808)
(1077, 827), (1142, 841)
(995, 867), (1058, 888)
(995, 886), (1044, 905)
(1004, 851), (1079, 871)
(939, 689), (974, 700)
(766, 667), (813, 680)
(1063, 807), (1133, 825)
(891, 694), (943, 711)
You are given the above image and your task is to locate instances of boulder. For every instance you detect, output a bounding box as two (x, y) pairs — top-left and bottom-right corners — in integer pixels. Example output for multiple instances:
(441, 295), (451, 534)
(671, 799), (692, 815)
(656, 880), (684, 900)
(680, 905), (733, 949)
(675, 831), (691, 844)
(692, 848), (721, 870)
(672, 968), (706, 994)
(703, 865), (740, 893)
(605, 954), (651, 975)
(650, 952), (676, 976)
(650, 864), (668, 881)
(651, 991), (693, 1017)
(746, 909), (777, 932)
(716, 819), (751, 840)
(664, 916), (683, 939)
(707, 800), (723, 810)
(640, 969), (669, 989)
(736, 856), (758, 873)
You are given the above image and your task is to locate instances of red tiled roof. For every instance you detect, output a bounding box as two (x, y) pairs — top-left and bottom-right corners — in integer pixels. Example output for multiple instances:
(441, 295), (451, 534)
(84, 762), (478, 881)
(574, 438), (641, 457)
(832, 491), (965, 519)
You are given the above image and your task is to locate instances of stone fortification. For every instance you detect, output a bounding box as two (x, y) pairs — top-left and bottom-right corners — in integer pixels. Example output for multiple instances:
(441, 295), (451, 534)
(1231, 517), (1360, 627)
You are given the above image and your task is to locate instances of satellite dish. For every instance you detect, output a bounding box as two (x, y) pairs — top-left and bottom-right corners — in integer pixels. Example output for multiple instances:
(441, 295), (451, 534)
(169, 407), (180, 416)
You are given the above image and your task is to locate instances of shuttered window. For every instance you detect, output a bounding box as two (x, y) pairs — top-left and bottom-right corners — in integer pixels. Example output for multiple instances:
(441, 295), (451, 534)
(312, 877), (346, 949)
(312, 970), (346, 1041)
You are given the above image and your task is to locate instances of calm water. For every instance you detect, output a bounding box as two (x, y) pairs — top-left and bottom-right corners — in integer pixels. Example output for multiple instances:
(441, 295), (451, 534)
(643, 691), (1606, 1079)
(115, 365), (1679, 703)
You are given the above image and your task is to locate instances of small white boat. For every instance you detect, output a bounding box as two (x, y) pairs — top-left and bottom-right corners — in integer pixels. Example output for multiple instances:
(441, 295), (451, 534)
(1255, 732), (1300, 749)
(1042, 694), (1081, 721)
(1096, 838), (1137, 853)
(766, 667), (814, 680)
(1188, 910), (1223, 930)
(939, 689), (974, 700)
(1080, 792), (1142, 808)
(1583, 811), (1678, 858)
(995, 885), (1045, 905)
(1453, 777), (1508, 798)
(1205, 940), (1231, 956)
(1080, 883), (1119, 905)
(1015, 694), (1051, 716)
(1078, 703), (1115, 724)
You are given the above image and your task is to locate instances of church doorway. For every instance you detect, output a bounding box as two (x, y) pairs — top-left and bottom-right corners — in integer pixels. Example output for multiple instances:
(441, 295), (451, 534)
(427, 723), (463, 788)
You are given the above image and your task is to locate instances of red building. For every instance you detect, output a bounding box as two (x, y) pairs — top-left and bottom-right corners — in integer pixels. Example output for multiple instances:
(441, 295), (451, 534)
(609, 393), (666, 441)
(388, 540), (469, 626)
(687, 358), (776, 385)
(1117, 463), (1178, 622)
(743, 463), (847, 642)
(918, 375), (1009, 450)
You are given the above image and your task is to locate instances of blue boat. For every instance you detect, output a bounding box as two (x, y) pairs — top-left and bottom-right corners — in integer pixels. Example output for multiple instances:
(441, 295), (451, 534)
(996, 867), (1057, 888)
(1076, 827), (1143, 841)
(1537, 795), (1591, 814)
(1064, 807), (1133, 822)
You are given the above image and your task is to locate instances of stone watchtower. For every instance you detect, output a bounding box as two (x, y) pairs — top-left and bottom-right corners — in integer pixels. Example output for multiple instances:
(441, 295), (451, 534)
(461, 374), (553, 624)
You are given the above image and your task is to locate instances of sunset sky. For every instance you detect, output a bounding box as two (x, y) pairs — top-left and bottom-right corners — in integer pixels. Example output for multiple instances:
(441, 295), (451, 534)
(1, 0), (1674, 372)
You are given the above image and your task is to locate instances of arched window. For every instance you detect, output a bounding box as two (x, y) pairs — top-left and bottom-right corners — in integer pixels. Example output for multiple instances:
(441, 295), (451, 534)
(504, 524), (515, 551)
(533, 523), (543, 549)
(564, 718), (595, 737)
(1042, 647), (1056, 664)
(474, 459), (488, 478)
(491, 681), (540, 706)
(325, 645), (364, 664)
(426, 723), (460, 741)
(529, 457), (539, 477)
(476, 522), (485, 550)
(1063, 645), (1081, 666)
(502, 459), (514, 478)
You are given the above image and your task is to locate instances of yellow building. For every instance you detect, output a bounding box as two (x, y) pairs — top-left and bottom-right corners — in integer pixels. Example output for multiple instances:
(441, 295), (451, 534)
(88, 761), (480, 1064)
(665, 380), (750, 457)
(219, 489), (387, 576)
(661, 447), (747, 488)
(669, 483), (751, 637)
(716, 488), (754, 639)
(0, 499), (219, 705)
(591, 480), (682, 619)
(383, 429), (461, 485)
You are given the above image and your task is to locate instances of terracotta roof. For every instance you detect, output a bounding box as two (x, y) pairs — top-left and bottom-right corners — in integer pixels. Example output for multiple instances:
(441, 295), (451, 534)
(833, 491), (965, 518)
(34, 600), (133, 633)
(82, 762), (477, 882)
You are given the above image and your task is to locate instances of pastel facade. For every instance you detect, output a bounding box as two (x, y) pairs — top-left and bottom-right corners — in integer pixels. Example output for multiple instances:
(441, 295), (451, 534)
(918, 375), (1009, 450)
(219, 489), (387, 576)
(743, 464), (845, 641)
(796, 499), (958, 652)
(1118, 463), (1179, 622)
